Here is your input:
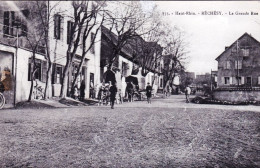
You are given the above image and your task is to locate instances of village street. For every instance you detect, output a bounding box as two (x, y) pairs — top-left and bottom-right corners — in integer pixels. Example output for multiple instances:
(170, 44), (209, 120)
(0, 95), (259, 167)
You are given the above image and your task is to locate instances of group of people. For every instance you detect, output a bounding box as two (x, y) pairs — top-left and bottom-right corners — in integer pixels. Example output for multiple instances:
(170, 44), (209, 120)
(96, 81), (119, 109)
(96, 81), (153, 109)
(73, 80), (192, 107)
(72, 79), (154, 109)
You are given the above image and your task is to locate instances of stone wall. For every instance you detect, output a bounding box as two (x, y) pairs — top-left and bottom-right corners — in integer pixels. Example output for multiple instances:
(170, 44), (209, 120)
(213, 89), (260, 102)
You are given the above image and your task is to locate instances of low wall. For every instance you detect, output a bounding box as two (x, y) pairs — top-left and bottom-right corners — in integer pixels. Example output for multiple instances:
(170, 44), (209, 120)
(213, 88), (260, 102)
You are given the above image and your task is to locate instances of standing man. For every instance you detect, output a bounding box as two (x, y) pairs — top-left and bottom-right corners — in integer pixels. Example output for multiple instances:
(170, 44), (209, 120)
(79, 80), (85, 101)
(146, 82), (152, 104)
(109, 82), (118, 109)
(126, 82), (134, 102)
(185, 85), (191, 103)
(90, 80), (94, 98)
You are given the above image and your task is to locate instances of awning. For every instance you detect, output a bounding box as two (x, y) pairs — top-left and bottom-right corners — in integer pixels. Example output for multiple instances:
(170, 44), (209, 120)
(125, 75), (138, 85)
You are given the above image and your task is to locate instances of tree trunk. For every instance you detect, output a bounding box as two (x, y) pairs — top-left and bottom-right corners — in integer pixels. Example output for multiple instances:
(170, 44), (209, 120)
(43, 61), (52, 99)
(28, 52), (36, 102)
(28, 67), (37, 102)
(60, 59), (71, 98)
(28, 73), (34, 102)
(151, 73), (156, 87)
(71, 58), (84, 91)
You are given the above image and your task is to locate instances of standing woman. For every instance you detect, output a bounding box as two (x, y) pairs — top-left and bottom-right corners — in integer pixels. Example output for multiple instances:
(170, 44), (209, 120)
(146, 82), (152, 104)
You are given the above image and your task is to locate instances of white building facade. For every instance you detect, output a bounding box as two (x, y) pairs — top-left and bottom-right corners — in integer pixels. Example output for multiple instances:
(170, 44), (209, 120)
(0, 1), (102, 106)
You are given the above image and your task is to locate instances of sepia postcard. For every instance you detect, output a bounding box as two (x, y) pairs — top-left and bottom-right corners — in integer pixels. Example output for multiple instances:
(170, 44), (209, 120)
(0, 1), (259, 167)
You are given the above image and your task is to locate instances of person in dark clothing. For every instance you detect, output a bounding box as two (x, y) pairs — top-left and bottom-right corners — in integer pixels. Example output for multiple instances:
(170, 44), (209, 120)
(126, 82), (134, 102)
(79, 80), (85, 101)
(109, 82), (118, 109)
(146, 82), (152, 104)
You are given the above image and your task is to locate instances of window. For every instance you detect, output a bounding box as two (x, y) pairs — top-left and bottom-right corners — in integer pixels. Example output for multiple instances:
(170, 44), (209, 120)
(234, 60), (242, 69)
(246, 77), (252, 85)
(160, 78), (163, 87)
(224, 77), (230, 85)
(54, 14), (63, 40)
(236, 76), (241, 85)
(3, 11), (15, 37)
(90, 32), (95, 54)
(56, 66), (63, 84)
(67, 21), (74, 44)
(20, 9), (29, 36)
(28, 58), (47, 82)
(225, 61), (231, 69)
(122, 62), (128, 77)
(242, 49), (249, 57)
(4, 10), (29, 37)
(231, 47), (237, 53)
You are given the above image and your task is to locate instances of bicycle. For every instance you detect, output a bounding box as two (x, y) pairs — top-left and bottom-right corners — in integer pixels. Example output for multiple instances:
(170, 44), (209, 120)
(0, 92), (5, 109)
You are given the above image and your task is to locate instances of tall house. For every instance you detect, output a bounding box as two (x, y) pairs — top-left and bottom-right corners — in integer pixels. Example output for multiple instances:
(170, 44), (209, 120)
(0, 1), (102, 106)
(215, 33), (260, 87)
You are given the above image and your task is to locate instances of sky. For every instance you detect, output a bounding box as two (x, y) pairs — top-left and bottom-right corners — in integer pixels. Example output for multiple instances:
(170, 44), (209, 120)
(149, 1), (260, 75)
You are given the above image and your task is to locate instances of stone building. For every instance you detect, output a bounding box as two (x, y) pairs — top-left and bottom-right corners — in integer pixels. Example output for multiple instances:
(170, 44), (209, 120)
(215, 32), (260, 87)
(214, 33), (260, 102)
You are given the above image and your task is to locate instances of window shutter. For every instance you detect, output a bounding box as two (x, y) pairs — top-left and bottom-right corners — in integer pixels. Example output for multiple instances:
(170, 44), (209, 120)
(54, 15), (57, 38)
(28, 58), (32, 81)
(60, 66), (64, 83)
(42, 61), (47, 82)
(90, 33), (95, 54)
(10, 11), (15, 36)
(54, 15), (61, 39)
(3, 11), (10, 36)
(52, 63), (57, 84)
(230, 77), (232, 85)
(241, 77), (244, 84)
(60, 16), (64, 41)
(258, 76), (260, 85)
(67, 21), (71, 44)
(222, 77), (225, 85)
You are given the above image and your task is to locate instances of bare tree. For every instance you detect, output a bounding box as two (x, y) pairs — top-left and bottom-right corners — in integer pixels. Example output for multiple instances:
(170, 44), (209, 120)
(18, 2), (46, 101)
(161, 26), (188, 92)
(59, 1), (91, 98)
(59, 1), (106, 98)
(35, 1), (58, 99)
(70, 1), (105, 92)
(101, 1), (154, 70)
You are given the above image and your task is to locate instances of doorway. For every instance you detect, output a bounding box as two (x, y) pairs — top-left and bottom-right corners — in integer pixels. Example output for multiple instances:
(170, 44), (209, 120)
(0, 51), (14, 106)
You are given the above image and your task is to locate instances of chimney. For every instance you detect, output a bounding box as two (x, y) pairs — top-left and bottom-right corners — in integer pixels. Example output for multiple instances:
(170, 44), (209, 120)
(225, 46), (229, 50)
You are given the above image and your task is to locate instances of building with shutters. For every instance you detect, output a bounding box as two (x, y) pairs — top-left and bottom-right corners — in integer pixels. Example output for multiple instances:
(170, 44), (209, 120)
(0, 1), (102, 106)
(214, 33), (260, 102)
(215, 33), (260, 87)
(100, 26), (164, 97)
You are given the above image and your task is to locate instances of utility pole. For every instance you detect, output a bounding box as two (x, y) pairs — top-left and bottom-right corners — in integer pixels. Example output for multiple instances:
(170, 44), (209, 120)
(210, 69), (212, 91)
(14, 19), (20, 106)
(236, 40), (239, 87)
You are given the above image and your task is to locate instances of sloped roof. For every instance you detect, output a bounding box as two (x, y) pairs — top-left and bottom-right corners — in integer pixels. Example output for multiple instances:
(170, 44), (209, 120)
(101, 25), (162, 62)
(215, 32), (260, 61)
(101, 25), (133, 59)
